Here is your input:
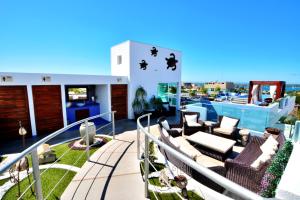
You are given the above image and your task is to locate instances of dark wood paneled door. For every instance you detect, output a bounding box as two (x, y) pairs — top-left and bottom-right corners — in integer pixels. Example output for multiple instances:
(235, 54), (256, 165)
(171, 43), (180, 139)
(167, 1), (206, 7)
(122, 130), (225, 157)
(111, 84), (128, 120)
(0, 86), (31, 140)
(32, 85), (64, 135)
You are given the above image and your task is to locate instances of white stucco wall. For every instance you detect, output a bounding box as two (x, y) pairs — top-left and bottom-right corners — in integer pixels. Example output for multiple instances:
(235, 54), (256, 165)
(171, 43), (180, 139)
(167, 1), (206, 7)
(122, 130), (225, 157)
(95, 84), (111, 121)
(111, 40), (182, 119)
(0, 72), (128, 85)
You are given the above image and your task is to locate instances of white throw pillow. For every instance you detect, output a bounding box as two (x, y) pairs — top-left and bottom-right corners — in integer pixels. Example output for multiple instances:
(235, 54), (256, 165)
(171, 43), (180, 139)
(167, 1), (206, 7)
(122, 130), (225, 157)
(220, 116), (239, 129)
(250, 153), (272, 170)
(162, 128), (170, 138)
(161, 120), (170, 130)
(260, 136), (279, 153)
(185, 114), (198, 126)
(169, 136), (180, 148)
(250, 156), (262, 170)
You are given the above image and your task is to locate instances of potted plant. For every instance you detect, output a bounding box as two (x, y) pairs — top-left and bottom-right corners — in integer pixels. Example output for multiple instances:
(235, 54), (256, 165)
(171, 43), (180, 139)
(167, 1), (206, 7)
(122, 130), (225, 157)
(132, 86), (147, 119)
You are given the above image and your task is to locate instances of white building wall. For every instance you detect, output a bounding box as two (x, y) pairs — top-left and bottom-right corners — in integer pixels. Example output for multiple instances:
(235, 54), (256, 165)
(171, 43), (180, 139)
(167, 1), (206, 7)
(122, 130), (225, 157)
(112, 40), (181, 119)
(95, 84), (111, 121)
(111, 41), (131, 77)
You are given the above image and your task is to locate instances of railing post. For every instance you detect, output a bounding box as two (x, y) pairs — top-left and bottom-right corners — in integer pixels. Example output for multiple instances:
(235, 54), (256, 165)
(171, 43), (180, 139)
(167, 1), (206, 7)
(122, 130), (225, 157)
(31, 149), (43, 200)
(137, 126), (140, 160)
(144, 134), (149, 198)
(112, 111), (115, 139)
(85, 120), (90, 161)
(147, 114), (151, 133)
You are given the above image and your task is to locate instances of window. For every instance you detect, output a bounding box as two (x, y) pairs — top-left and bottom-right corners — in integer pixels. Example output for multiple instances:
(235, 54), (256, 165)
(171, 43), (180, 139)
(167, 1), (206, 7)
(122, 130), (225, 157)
(117, 55), (122, 65)
(157, 82), (178, 106)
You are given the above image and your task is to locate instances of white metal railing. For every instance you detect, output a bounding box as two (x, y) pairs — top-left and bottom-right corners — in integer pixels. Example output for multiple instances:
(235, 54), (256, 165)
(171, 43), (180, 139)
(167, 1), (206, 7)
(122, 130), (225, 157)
(0, 111), (116, 200)
(137, 113), (267, 200)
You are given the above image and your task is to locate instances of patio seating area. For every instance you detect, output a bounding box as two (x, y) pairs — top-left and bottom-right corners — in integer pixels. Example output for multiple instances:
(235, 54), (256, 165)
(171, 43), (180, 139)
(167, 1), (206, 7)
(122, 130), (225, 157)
(156, 110), (288, 194)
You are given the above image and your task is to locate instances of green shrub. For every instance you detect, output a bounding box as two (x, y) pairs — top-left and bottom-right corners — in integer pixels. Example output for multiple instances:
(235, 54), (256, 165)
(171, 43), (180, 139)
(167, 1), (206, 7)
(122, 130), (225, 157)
(260, 140), (294, 197)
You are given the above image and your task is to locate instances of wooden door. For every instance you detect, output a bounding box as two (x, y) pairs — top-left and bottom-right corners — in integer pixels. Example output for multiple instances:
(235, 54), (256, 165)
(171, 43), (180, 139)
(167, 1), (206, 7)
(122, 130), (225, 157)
(0, 86), (31, 140)
(111, 84), (128, 120)
(32, 85), (64, 135)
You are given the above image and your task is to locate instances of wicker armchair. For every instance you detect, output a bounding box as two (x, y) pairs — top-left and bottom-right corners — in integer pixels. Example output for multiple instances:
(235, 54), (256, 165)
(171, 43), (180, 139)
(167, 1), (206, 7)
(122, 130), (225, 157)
(157, 116), (182, 137)
(157, 124), (226, 193)
(182, 111), (205, 136)
(212, 115), (240, 139)
(225, 133), (285, 193)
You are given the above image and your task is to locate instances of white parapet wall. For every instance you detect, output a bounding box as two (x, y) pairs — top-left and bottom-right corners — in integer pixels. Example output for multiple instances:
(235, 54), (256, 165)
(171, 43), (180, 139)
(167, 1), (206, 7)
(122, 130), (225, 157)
(111, 40), (182, 119)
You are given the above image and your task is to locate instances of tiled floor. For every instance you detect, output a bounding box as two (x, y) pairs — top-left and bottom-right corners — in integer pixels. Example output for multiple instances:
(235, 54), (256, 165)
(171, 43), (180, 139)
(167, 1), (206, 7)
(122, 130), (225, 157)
(61, 130), (146, 200)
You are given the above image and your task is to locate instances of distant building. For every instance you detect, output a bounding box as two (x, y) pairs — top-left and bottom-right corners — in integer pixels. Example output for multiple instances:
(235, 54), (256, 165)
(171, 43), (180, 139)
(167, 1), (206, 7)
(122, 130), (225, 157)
(182, 82), (193, 89)
(204, 82), (235, 94)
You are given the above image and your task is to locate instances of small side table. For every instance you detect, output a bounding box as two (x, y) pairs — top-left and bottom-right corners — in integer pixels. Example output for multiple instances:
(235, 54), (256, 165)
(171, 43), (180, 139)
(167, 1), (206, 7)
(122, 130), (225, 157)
(204, 121), (217, 134)
(239, 129), (250, 146)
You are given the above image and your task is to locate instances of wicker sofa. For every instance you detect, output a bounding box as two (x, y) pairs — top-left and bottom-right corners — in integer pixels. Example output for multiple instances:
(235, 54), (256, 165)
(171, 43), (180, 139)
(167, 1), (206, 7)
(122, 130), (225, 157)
(157, 117), (226, 192)
(225, 133), (285, 193)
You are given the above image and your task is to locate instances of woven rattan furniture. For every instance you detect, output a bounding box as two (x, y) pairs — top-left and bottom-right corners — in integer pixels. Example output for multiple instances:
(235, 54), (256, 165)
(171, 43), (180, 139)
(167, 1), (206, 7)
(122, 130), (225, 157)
(157, 123), (226, 193)
(225, 133), (285, 193)
(182, 111), (205, 136)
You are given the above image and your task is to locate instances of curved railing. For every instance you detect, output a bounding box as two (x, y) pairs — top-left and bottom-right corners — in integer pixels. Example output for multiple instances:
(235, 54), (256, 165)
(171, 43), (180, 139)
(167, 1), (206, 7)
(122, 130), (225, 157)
(137, 113), (266, 200)
(0, 111), (116, 200)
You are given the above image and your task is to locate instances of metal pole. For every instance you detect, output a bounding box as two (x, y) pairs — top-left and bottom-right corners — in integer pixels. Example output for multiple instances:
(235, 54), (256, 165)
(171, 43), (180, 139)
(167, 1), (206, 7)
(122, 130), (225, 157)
(85, 120), (90, 161)
(137, 126), (140, 160)
(147, 114), (150, 134)
(144, 134), (149, 198)
(31, 149), (43, 200)
(112, 111), (115, 139)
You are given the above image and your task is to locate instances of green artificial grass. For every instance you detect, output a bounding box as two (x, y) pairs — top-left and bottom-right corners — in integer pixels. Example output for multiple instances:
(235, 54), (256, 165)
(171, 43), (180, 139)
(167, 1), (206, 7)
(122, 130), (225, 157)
(148, 177), (177, 187)
(140, 161), (165, 175)
(2, 169), (75, 200)
(27, 137), (111, 168)
(0, 178), (9, 186)
(51, 142), (98, 168)
(149, 191), (203, 200)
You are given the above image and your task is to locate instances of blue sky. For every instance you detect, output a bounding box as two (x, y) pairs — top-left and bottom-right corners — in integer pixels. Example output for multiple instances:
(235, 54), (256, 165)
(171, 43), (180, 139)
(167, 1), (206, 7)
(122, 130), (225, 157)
(0, 0), (299, 83)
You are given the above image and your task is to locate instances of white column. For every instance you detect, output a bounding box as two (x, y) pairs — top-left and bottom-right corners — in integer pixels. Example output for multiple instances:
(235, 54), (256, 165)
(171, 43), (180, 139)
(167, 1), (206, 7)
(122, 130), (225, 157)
(27, 85), (37, 136)
(60, 84), (67, 126)
(107, 84), (112, 122)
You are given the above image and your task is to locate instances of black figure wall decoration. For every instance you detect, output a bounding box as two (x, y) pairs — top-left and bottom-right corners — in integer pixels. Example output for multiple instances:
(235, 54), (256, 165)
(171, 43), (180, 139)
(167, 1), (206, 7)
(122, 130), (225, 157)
(139, 60), (148, 70)
(165, 53), (178, 71)
(151, 47), (158, 57)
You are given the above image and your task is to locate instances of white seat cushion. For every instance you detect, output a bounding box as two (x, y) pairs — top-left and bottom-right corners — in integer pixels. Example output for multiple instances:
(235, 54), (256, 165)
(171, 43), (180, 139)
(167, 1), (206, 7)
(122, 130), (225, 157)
(162, 128), (170, 138)
(214, 127), (235, 136)
(260, 136), (279, 153)
(220, 116), (239, 129)
(173, 136), (202, 160)
(187, 121), (201, 127)
(251, 152), (272, 170)
(171, 128), (183, 133)
(161, 120), (170, 130)
(169, 136), (180, 148)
